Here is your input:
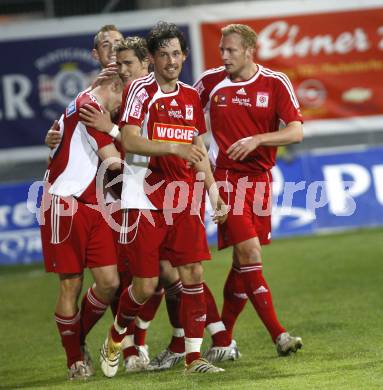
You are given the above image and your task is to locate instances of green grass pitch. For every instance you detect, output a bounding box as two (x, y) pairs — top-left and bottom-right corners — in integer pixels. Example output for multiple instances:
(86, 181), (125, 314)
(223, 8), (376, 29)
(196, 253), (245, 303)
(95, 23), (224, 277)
(0, 228), (382, 389)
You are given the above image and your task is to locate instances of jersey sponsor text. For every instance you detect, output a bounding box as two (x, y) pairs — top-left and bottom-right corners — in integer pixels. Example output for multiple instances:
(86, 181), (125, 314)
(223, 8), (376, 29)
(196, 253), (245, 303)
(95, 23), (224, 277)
(152, 123), (195, 144)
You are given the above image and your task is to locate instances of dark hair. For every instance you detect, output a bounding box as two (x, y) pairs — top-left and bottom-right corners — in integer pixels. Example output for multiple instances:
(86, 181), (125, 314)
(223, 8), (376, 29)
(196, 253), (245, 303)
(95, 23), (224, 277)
(146, 21), (188, 55)
(115, 36), (148, 63)
(93, 24), (122, 49)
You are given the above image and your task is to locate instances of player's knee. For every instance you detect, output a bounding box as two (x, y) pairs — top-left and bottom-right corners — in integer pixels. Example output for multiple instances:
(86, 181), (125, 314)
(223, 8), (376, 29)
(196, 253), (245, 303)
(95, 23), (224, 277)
(140, 279), (158, 300)
(59, 276), (83, 299)
(96, 275), (120, 298)
(236, 245), (262, 264)
(159, 261), (179, 286)
(178, 262), (203, 285)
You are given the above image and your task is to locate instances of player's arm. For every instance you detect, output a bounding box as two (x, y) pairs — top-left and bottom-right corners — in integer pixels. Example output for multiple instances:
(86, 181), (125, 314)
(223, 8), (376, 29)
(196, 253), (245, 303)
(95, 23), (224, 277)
(81, 103), (122, 171)
(97, 143), (122, 171)
(193, 135), (228, 224)
(79, 104), (121, 142)
(121, 124), (206, 164)
(227, 121), (303, 161)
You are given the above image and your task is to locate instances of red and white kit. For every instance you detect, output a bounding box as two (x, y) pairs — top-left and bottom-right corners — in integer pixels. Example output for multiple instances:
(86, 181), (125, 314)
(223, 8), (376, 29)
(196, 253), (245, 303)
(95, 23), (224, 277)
(118, 72), (210, 277)
(195, 65), (303, 247)
(40, 92), (118, 273)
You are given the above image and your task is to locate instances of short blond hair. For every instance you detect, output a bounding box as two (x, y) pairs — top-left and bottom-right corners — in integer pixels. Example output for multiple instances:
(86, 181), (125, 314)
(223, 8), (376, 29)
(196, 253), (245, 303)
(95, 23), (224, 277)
(93, 25), (122, 48)
(115, 36), (148, 62)
(221, 24), (257, 49)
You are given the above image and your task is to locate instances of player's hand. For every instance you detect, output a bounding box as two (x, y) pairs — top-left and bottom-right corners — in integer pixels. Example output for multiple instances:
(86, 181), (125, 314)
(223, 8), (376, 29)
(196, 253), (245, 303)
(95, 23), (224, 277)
(79, 104), (113, 133)
(91, 62), (119, 89)
(227, 135), (261, 161)
(45, 120), (61, 149)
(212, 197), (229, 224)
(172, 143), (206, 164)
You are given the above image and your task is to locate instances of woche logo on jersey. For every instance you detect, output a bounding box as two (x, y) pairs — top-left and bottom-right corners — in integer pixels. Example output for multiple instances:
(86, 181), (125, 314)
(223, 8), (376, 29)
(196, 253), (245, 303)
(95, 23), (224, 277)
(152, 123), (196, 144)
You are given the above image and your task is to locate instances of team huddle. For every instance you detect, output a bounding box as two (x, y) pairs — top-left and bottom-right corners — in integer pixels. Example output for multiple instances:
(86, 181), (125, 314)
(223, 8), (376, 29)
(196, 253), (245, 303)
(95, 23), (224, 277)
(40, 21), (303, 380)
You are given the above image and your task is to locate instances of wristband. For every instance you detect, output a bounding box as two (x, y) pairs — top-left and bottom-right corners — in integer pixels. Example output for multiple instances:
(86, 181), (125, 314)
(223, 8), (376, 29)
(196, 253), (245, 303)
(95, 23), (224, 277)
(109, 125), (119, 139)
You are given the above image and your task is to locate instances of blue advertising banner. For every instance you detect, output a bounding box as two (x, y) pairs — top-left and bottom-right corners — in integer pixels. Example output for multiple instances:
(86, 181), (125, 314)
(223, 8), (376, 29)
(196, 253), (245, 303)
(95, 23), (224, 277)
(0, 146), (382, 265)
(0, 182), (42, 265)
(205, 147), (383, 242)
(0, 26), (193, 149)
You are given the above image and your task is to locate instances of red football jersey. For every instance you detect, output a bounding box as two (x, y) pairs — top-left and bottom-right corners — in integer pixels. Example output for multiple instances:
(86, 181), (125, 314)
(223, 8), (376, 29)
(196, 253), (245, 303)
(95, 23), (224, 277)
(47, 92), (114, 204)
(195, 65), (303, 173)
(119, 72), (207, 210)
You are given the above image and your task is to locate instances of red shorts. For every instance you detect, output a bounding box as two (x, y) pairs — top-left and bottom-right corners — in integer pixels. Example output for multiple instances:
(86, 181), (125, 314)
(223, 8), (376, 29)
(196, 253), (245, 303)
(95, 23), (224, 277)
(106, 202), (127, 272)
(214, 168), (272, 249)
(40, 194), (117, 274)
(119, 207), (211, 278)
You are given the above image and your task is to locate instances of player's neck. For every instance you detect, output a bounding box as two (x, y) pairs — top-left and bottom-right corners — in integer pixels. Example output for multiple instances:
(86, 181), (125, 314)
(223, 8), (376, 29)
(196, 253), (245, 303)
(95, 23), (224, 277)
(155, 73), (178, 93)
(230, 63), (258, 82)
(91, 86), (120, 113)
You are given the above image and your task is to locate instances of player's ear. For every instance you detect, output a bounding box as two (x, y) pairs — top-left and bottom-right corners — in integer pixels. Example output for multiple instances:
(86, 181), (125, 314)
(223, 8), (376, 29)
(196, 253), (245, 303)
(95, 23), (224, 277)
(246, 46), (254, 60)
(91, 48), (100, 61)
(142, 57), (150, 71)
(148, 53), (155, 65)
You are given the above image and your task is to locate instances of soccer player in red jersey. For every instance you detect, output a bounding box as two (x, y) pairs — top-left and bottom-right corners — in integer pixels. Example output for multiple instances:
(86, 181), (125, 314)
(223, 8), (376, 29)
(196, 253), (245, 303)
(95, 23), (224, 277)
(194, 24), (303, 359)
(83, 37), (237, 371)
(40, 74), (124, 380)
(99, 22), (227, 376)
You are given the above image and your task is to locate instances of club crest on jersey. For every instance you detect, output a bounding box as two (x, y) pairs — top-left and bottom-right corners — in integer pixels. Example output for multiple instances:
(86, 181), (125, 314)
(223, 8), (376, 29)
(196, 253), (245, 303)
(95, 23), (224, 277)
(214, 94), (227, 106)
(185, 105), (193, 120)
(152, 123), (196, 144)
(256, 92), (269, 108)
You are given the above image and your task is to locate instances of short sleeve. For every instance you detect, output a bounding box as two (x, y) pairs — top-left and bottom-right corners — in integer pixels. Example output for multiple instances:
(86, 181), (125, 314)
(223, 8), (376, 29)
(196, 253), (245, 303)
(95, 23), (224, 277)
(193, 76), (210, 111)
(275, 74), (303, 124)
(81, 102), (113, 149)
(194, 95), (207, 136)
(119, 83), (149, 129)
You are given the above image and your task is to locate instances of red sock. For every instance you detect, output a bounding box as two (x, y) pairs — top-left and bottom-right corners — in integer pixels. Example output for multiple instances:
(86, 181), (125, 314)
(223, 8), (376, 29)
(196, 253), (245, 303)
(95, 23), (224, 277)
(168, 331), (185, 353)
(221, 266), (248, 339)
(80, 287), (108, 344)
(110, 296), (119, 318)
(204, 282), (231, 347)
(121, 334), (136, 360)
(240, 263), (285, 341)
(165, 280), (184, 353)
(181, 283), (206, 365)
(134, 286), (164, 346)
(111, 285), (143, 343)
(111, 270), (134, 317)
(123, 346), (139, 359)
(55, 311), (82, 368)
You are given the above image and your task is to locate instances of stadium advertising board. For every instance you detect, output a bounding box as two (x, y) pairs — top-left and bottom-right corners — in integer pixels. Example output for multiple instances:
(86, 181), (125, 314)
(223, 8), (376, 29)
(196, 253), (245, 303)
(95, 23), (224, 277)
(1, 146), (382, 265)
(201, 7), (383, 134)
(0, 182), (42, 265)
(0, 26), (193, 149)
